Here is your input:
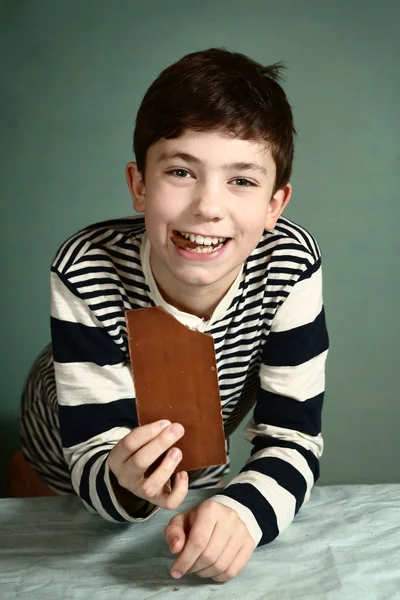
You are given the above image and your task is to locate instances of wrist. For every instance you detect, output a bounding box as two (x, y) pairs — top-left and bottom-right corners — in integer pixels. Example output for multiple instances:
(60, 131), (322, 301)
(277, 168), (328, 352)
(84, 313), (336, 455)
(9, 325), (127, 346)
(109, 470), (156, 518)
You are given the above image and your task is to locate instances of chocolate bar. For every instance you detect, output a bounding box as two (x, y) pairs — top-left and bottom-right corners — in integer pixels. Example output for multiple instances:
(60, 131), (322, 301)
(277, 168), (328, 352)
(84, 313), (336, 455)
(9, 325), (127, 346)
(125, 306), (227, 472)
(170, 235), (198, 249)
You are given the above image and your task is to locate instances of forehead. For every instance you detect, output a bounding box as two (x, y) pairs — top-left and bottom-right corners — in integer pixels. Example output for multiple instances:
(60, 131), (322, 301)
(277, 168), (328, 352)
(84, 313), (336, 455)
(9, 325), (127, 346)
(148, 130), (274, 172)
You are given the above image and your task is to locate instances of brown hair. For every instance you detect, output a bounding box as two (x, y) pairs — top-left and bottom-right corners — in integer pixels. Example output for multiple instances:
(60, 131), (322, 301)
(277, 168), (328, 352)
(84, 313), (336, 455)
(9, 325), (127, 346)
(133, 47), (296, 193)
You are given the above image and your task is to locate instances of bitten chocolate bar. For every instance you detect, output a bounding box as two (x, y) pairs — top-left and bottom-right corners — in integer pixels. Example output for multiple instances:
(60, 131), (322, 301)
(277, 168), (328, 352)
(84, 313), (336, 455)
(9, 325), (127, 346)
(125, 306), (227, 472)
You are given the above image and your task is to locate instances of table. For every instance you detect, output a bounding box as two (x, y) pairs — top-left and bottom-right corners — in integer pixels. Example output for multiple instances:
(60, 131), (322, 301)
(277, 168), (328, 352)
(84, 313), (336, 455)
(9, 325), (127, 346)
(1, 485), (399, 599)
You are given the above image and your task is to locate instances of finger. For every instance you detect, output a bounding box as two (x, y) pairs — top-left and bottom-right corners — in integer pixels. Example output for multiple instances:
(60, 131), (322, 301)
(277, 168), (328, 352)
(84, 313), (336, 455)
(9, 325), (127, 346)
(158, 470), (189, 511)
(169, 532), (186, 554)
(144, 455), (189, 511)
(115, 420), (172, 463)
(165, 510), (187, 553)
(127, 423), (185, 475)
(192, 534), (240, 578)
(188, 520), (232, 575)
(211, 541), (255, 583)
(170, 515), (216, 579)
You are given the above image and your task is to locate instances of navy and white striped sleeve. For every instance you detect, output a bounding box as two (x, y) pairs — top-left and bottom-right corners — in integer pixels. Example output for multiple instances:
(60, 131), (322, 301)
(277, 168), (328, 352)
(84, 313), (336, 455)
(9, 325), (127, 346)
(50, 267), (159, 522)
(212, 254), (329, 546)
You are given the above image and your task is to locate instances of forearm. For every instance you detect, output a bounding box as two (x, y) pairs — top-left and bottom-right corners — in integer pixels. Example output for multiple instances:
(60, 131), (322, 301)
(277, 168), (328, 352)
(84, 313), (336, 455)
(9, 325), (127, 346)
(51, 268), (161, 522)
(213, 425), (321, 546)
(67, 444), (160, 523)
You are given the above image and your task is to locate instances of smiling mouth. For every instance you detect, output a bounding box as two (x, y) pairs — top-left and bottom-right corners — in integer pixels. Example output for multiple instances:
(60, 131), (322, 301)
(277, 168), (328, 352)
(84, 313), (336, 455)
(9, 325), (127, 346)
(171, 231), (230, 253)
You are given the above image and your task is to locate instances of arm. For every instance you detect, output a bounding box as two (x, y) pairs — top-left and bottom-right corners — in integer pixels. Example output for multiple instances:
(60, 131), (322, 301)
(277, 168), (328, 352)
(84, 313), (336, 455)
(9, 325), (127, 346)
(51, 267), (158, 522)
(212, 255), (329, 546)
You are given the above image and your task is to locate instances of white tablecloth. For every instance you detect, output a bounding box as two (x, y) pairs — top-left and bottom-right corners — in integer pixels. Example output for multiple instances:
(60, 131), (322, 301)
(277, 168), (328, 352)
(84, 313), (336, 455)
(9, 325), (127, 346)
(1, 484), (399, 599)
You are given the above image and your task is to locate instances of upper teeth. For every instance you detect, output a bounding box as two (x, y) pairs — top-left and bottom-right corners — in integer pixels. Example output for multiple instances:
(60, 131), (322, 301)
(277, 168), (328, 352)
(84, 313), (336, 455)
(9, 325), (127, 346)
(179, 232), (226, 245)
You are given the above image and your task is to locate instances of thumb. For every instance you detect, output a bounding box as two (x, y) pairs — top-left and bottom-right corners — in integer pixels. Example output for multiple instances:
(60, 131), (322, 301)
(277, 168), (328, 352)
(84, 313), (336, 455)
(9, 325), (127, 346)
(165, 513), (187, 554)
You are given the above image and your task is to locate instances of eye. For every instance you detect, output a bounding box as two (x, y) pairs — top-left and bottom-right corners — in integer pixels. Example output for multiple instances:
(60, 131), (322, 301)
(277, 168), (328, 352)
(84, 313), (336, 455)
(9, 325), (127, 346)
(166, 168), (192, 178)
(231, 178), (256, 187)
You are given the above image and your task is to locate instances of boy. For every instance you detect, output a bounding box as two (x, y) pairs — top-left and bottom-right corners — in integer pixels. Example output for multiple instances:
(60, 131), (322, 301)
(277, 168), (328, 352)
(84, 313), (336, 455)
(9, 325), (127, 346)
(20, 47), (329, 582)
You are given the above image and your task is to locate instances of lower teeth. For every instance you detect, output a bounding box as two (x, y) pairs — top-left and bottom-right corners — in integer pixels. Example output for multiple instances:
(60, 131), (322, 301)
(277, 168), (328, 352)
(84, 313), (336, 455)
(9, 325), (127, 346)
(187, 243), (224, 254)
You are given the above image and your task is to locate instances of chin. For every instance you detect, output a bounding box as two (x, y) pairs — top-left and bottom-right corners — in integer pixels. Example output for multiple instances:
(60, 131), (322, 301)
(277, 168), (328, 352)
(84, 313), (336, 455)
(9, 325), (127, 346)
(175, 265), (234, 289)
(178, 273), (220, 287)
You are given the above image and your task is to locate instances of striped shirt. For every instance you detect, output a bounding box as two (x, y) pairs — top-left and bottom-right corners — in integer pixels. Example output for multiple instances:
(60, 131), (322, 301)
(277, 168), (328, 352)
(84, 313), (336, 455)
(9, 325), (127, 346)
(20, 214), (329, 547)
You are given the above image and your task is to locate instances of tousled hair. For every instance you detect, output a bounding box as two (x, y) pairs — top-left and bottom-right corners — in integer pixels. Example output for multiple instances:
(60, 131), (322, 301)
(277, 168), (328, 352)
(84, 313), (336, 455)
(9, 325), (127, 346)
(133, 47), (296, 193)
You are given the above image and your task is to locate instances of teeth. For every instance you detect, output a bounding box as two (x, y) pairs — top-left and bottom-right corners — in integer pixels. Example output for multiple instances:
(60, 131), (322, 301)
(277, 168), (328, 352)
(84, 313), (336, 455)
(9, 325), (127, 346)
(179, 231), (227, 246)
(187, 243), (224, 254)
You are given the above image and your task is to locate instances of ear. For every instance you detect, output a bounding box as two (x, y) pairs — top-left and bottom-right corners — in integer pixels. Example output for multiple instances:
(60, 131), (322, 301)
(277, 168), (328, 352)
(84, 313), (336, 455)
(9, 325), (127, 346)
(125, 161), (146, 213)
(265, 183), (292, 230)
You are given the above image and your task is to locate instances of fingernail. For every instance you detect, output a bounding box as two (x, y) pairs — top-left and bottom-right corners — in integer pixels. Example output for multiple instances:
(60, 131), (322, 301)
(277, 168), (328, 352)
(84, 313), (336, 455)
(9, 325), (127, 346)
(171, 569), (182, 579)
(159, 420), (171, 430)
(170, 448), (181, 460)
(170, 423), (184, 437)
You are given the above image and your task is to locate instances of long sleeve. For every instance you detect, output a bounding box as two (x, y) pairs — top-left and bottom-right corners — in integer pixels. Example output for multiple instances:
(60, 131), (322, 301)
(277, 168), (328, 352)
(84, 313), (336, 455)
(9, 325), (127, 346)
(212, 254), (329, 546)
(50, 266), (159, 522)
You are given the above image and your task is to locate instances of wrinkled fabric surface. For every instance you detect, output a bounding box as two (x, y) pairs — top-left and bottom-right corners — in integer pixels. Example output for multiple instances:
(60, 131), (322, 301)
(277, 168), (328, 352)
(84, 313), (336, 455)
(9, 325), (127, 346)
(1, 485), (399, 600)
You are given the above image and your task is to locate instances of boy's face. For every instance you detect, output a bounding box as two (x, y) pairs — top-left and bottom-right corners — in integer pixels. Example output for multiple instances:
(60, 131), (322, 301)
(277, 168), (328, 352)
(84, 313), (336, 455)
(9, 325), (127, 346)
(126, 130), (291, 301)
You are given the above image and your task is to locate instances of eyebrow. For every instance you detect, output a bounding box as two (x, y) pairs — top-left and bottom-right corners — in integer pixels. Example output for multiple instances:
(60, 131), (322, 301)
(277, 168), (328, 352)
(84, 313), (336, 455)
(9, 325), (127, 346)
(157, 151), (268, 177)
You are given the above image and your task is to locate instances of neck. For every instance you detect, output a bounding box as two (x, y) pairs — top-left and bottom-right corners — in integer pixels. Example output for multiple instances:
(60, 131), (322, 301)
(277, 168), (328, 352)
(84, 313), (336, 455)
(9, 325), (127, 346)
(154, 282), (220, 321)
(149, 252), (240, 320)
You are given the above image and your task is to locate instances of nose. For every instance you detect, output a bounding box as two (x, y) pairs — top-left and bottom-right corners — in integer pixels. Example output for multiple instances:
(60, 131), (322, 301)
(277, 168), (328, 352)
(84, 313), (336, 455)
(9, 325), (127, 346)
(192, 185), (225, 222)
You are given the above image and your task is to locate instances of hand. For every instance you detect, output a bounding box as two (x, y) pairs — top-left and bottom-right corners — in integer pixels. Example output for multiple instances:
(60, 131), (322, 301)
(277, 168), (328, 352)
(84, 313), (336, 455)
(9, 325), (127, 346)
(164, 499), (255, 582)
(108, 419), (188, 510)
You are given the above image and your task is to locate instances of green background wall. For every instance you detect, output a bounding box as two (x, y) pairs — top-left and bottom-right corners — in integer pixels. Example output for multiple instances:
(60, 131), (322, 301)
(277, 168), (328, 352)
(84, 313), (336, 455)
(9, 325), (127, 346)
(1, 0), (399, 497)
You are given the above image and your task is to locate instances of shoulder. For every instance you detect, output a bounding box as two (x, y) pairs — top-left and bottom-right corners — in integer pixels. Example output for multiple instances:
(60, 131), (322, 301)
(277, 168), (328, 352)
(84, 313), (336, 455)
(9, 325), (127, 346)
(271, 216), (321, 262)
(51, 215), (146, 275)
(241, 216), (323, 310)
(247, 216), (322, 278)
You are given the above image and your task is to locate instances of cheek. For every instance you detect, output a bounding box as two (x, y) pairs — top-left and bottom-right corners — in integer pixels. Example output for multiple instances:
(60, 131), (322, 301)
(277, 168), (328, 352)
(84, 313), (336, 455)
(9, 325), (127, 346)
(237, 206), (268, 235)
(145, 192), (171, 221)
(144, 195), (183, 238)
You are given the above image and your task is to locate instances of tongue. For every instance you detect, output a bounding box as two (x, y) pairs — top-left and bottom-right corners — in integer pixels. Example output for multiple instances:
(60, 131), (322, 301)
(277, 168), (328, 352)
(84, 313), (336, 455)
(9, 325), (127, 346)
(170, 235), (198, 249)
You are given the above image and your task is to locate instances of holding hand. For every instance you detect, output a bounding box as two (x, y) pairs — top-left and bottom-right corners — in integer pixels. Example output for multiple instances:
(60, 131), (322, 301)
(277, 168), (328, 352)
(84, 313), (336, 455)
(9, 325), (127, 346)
(108, 419), (188, 510)
(165, 499), (255, 582)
